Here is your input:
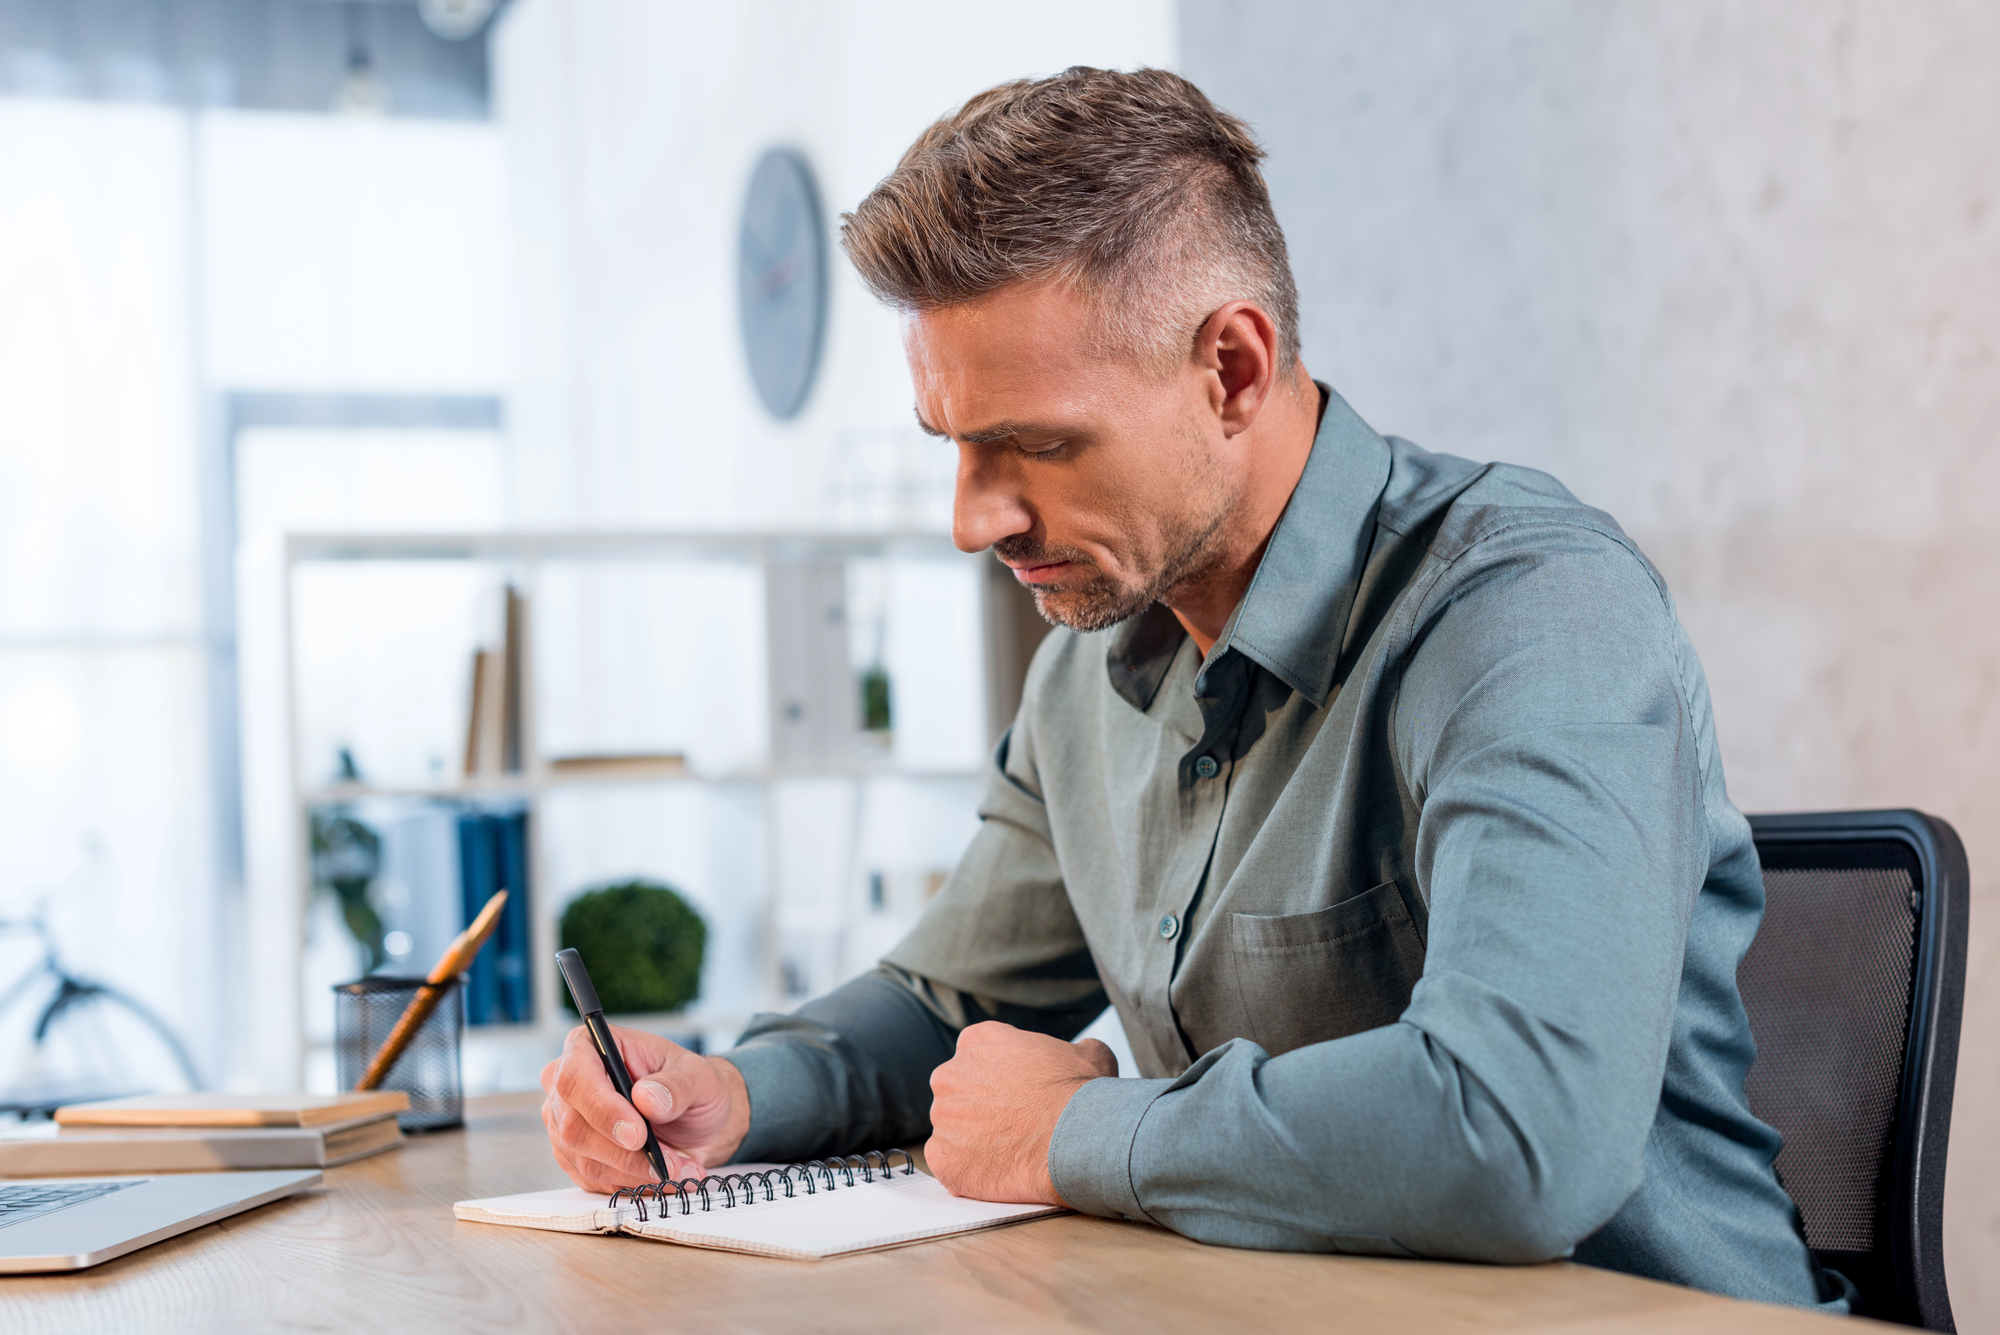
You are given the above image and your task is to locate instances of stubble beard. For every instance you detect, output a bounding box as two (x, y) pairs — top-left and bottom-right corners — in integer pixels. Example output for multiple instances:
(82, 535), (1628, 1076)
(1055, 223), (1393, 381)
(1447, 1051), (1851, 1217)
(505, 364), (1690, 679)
(997, 429), (1239, 634)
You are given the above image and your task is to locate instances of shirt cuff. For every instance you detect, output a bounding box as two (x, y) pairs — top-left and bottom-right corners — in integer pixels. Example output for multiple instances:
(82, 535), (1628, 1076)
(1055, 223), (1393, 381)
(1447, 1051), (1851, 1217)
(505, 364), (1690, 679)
(717, 1036), (824, 1164)
(1047, 1075), (1172, 1222)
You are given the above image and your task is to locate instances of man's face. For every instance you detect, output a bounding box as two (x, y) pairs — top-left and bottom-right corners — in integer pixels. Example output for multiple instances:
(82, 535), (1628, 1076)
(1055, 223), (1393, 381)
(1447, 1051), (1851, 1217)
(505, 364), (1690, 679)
(907, 281), (1241, 632)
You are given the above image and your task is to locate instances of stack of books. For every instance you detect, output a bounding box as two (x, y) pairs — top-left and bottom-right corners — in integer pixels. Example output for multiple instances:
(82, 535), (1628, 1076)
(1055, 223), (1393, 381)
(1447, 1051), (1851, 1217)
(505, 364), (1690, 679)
(0, 1092), (410, 1175)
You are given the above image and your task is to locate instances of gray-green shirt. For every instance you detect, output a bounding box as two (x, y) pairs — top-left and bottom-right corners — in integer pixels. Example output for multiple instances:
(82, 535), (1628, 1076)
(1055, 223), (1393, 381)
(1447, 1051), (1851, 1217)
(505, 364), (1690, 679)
(727, 386), (1838, 1311)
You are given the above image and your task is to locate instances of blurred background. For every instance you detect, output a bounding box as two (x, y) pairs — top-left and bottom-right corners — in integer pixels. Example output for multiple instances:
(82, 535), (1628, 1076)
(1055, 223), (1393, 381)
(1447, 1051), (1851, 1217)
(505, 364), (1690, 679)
(0, 0), (1992, 1323)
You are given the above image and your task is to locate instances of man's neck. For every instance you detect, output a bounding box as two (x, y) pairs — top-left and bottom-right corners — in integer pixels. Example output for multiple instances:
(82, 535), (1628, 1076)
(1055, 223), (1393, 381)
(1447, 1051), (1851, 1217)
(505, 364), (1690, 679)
(1167, 371), (1324, 656)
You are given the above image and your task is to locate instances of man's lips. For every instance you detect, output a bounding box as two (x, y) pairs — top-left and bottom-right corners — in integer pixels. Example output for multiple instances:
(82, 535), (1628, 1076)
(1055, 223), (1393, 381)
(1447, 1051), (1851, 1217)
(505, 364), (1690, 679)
(1007, 560), (1073, 586)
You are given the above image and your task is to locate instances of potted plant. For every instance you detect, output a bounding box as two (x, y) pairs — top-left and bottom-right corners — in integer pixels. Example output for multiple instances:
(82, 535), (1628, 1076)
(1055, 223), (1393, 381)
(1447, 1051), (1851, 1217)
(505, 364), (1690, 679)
(558, 880), (705, 1015)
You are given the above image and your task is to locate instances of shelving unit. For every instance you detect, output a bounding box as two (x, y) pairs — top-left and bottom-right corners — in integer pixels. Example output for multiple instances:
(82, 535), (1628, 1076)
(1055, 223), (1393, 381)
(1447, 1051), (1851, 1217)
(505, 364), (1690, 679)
(268, 530), (1042, 1092)
(298, 761), (1005, 807)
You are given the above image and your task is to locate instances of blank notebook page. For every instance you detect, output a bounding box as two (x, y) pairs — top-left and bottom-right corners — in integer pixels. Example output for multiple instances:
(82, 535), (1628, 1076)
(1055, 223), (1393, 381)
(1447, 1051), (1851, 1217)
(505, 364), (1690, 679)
(454, 1165), (1063, 1260)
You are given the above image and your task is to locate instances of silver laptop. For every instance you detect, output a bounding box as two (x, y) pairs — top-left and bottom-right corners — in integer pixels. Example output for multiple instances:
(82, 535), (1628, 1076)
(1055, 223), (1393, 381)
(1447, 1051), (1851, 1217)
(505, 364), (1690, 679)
(0, 1170), (320, 1272)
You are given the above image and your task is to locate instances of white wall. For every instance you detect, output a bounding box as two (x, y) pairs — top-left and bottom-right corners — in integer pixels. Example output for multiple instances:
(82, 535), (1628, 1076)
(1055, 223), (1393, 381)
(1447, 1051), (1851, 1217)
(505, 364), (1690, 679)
(492, 0), (1176, 533)
(1179, 2), (2000, 1327)
(202, 113), (510, 393)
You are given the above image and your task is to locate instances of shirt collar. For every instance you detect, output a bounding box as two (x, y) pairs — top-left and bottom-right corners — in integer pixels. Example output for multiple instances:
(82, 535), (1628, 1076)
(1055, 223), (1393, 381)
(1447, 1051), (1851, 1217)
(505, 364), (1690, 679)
(1106, 383), (1393, 712)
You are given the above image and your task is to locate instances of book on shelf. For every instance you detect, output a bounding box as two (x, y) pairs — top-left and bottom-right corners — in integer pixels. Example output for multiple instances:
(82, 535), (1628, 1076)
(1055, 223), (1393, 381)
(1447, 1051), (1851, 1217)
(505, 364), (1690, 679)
(463, 585), (526, 780)
(458, 809), (533, 1026)
(501, 584), (524, 772)
(462, 648), (490, 777)
(545, 753), (689, 780)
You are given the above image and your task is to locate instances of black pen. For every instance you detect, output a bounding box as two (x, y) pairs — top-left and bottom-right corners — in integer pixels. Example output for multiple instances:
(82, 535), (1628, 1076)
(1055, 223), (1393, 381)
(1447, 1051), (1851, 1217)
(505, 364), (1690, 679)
(556, 948), (671, 1184)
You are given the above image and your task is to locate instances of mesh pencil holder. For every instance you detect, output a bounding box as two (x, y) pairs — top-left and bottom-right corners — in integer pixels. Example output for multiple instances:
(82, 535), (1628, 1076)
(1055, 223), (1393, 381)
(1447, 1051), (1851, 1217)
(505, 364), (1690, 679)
(334, 974), (466, 1133)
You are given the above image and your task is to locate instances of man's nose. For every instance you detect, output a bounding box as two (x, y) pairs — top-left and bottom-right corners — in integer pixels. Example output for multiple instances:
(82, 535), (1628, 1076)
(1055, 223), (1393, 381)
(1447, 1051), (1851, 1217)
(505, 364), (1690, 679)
(951, 445), (1032, 554)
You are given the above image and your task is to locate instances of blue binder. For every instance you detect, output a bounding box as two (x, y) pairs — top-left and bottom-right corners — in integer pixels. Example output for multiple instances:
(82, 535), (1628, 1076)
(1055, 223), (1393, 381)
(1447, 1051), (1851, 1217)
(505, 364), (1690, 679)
(456, 811), (533, 1026)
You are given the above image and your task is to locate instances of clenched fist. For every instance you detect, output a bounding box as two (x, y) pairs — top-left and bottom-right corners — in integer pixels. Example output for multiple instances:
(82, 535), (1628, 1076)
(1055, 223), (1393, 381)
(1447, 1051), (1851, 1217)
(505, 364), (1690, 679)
(925, 1021), (1118, 1206)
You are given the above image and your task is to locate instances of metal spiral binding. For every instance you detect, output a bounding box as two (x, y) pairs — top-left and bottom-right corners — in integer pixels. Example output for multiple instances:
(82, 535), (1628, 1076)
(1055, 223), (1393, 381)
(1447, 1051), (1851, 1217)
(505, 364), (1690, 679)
(608, 1148), (917, 1220)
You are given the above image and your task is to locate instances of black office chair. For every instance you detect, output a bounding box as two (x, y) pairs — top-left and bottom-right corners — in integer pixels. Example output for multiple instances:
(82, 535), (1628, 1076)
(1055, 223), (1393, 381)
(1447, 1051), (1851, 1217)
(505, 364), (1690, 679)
(1739, 810), (1968, 1331)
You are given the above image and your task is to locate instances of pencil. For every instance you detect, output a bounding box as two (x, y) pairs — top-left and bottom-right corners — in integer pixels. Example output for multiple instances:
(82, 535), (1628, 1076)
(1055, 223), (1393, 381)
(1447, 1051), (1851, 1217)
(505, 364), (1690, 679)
(353, 890), (509, 1092)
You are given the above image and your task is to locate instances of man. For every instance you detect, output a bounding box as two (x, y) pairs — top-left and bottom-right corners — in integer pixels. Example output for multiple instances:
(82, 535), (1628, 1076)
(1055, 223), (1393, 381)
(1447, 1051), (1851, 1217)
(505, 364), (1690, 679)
(541, 68), (1841, 1311)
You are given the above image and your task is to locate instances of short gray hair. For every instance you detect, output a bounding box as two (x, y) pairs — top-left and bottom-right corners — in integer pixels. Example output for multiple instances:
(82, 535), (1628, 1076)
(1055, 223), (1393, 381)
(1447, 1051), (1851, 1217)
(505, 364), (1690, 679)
(841, 67), (1300, 371)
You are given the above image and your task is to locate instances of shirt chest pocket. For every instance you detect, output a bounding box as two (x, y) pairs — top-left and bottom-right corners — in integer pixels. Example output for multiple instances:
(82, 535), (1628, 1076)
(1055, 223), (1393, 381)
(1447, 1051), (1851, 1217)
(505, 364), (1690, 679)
(1227, 880), (1427, 1056)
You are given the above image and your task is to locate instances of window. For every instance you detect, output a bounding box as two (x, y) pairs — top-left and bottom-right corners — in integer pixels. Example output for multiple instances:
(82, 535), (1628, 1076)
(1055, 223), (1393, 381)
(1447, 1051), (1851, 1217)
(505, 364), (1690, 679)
(0, 95), (511, 1096)
(0, 101), (213, 1093)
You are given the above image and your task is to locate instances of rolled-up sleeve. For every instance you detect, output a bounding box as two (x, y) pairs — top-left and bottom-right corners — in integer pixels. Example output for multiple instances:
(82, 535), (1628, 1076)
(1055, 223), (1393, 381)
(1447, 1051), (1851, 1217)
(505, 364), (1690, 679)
(1046, 524), (1708, 1261)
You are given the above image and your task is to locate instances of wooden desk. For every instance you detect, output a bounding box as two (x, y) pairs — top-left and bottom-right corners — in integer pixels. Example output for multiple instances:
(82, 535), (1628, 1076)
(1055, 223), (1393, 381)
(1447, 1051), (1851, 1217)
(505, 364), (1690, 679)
(3, 1093), (1876, 1334)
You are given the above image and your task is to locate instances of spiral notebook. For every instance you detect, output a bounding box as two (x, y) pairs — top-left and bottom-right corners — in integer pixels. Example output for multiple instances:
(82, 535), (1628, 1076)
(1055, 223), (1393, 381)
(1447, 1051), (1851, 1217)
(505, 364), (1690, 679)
(454, 1154), (1064, 1260)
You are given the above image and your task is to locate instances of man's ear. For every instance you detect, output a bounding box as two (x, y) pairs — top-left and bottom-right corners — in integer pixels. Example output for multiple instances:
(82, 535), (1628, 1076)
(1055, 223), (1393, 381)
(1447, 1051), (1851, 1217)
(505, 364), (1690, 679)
(1195, 300), (1281, 438)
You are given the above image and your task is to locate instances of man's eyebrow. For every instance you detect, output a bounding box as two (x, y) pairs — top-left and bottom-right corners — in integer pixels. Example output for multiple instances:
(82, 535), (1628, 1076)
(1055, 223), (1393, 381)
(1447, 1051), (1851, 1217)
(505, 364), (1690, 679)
(911, 408), (1055, 446)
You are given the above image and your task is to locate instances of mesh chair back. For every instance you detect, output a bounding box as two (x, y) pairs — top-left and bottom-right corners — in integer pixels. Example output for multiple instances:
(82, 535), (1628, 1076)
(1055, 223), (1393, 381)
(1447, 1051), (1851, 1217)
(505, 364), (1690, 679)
(1740, 811), (1966, 1331)
(1740, 846), (1916, 1252)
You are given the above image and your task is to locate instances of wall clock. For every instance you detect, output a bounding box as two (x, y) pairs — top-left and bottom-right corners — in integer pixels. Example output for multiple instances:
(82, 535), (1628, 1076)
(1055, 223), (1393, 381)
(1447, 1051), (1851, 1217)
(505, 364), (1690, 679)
(737, 148), (827, 420)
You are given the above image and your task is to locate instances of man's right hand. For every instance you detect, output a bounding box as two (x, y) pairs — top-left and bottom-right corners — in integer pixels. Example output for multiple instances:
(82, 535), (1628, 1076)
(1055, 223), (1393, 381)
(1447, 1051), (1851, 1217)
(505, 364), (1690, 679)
(539, 1024), (751, 1193)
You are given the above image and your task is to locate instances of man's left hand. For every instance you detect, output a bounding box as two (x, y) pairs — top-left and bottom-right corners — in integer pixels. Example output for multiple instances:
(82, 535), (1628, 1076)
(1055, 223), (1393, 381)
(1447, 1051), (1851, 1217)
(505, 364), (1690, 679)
(925, 1021), (1118, 1205)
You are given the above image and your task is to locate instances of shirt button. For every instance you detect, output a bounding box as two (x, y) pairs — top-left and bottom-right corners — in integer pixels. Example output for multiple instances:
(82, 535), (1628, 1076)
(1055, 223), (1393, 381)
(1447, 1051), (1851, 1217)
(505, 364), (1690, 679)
(1194, 755), (1219, 779)
(1159, 914), (1180, 941)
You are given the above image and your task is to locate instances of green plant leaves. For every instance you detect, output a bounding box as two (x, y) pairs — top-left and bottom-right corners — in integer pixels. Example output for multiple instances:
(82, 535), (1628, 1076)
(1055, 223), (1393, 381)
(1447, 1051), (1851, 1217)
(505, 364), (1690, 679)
(558, 880), (706, 1015)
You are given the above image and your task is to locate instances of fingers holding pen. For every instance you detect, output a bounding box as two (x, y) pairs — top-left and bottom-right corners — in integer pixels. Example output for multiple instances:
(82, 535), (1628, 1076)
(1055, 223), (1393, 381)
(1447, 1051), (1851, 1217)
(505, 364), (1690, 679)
(542, 1027), (719, 1190)
(545, 1123), (620, 1193)
(550, 1136), (642, 1194)
(544, 1032), (661, 1177)
(549, 1026), (648, 1147)
(625, 1042), (713, 1125)
(544, 1091), (705, 1191)
(543, 1088), (648, 1178)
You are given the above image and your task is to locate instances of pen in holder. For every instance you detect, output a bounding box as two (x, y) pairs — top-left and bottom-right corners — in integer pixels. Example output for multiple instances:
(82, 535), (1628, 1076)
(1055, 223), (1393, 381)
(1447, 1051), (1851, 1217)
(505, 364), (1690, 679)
(334, 974), (466, 1132)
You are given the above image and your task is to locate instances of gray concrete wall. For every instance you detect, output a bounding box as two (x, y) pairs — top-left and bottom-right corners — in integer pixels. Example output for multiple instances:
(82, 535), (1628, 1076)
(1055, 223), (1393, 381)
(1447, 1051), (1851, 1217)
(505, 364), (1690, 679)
(1179, 2), (1998, 1324)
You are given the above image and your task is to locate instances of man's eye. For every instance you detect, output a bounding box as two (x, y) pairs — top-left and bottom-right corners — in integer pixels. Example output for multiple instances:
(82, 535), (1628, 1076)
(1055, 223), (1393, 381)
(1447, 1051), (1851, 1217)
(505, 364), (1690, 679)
(1018, 439), (1068, 457)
